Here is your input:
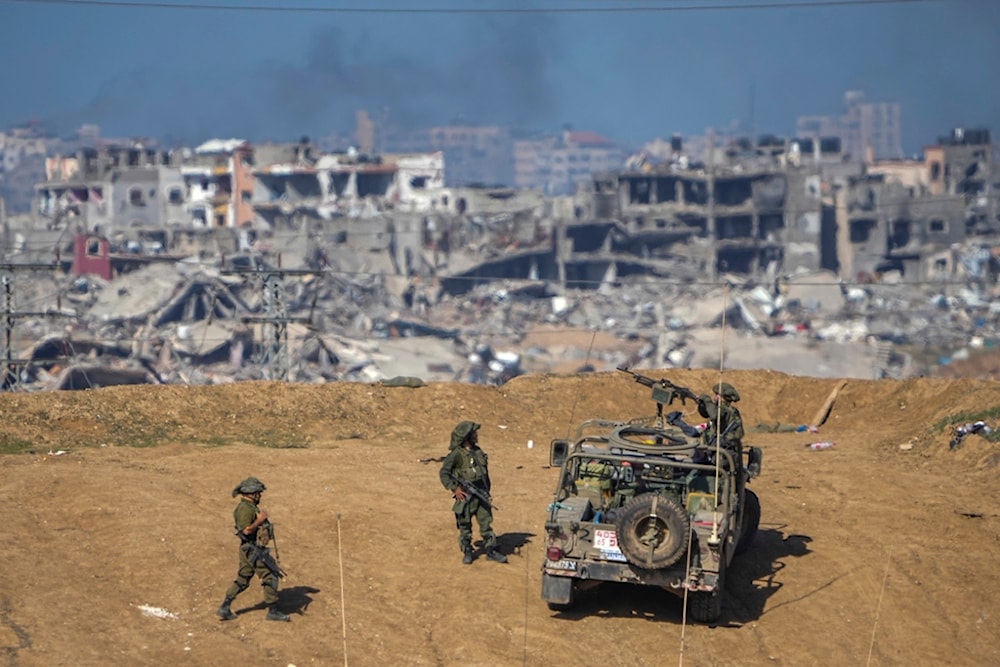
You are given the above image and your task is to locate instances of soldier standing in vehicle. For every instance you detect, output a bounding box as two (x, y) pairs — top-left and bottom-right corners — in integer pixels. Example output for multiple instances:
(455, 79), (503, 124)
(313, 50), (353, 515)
(698, 382), (745, 454)
(698, 382), (763, 478)
(439, 421), (508, 565)
(216, 476), (290, 622)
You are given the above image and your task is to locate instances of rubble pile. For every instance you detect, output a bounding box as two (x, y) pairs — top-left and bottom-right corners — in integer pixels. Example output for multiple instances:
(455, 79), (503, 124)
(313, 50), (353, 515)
(4, 240), (997, 392)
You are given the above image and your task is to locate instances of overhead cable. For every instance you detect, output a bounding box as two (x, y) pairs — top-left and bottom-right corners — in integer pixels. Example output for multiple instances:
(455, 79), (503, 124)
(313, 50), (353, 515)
(1, 0), (940, 15)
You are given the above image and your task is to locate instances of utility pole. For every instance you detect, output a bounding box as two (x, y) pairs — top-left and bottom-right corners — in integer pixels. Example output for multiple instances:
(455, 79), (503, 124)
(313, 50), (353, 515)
(0, 196), (7, 257)
(221, 256), (319, 381)
(1, 262), (69, 390)
(706, 129), (718, 281)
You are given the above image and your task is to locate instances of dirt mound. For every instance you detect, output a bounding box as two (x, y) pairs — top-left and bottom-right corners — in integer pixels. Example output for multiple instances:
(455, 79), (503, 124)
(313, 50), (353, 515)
(2, 369), (999, 666)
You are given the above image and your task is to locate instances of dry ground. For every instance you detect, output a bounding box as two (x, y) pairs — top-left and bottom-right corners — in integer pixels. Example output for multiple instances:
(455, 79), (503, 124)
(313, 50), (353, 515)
(2, 368), (999, 667)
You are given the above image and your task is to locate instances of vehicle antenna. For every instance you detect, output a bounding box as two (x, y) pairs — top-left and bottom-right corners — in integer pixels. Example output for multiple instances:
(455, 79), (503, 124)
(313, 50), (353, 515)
(564, 329), (599, 439)
(522, 542), (530, 666)
(336, 512), (349, 667)
(678, 514), (698, 666)
(708, 283), (729, 547)
(866, 546), (893, 666)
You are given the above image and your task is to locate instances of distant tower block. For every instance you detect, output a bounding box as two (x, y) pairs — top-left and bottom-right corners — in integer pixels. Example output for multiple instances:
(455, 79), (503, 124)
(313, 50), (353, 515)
(355, 109), (375, 155)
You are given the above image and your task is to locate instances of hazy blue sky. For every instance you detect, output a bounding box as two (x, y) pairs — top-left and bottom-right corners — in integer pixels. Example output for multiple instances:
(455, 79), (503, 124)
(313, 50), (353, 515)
(1, 0), (997, 153)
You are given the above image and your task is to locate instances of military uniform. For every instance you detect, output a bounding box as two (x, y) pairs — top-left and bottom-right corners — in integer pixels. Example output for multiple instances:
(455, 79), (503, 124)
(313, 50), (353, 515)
(698, 382), (763, 480)
(216, 477), (289, 622)
(439, 421), (506, 564)
(698, 382), (744, 452)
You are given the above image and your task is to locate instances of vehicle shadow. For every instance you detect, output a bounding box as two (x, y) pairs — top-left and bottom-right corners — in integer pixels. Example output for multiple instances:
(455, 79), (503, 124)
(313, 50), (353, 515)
(547, 525), (812, 626)
(725, 525), (813, 624)
(549, 581), (685, 623)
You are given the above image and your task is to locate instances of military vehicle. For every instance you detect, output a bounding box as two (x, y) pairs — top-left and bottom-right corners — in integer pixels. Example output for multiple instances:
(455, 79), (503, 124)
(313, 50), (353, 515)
(540, 368), (761, 623)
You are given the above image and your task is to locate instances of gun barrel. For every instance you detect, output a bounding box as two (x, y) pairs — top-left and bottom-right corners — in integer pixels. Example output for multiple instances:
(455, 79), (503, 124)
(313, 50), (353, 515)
(617, 365), (655, 386)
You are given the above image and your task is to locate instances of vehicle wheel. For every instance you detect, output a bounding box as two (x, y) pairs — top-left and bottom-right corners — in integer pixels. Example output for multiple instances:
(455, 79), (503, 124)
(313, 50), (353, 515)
(688, 560), (726, 623)
(615, 493), (690, 569)
(542, 574), (575, 611)
(736, 489), (760, 555)
(542, 572), (577, 611)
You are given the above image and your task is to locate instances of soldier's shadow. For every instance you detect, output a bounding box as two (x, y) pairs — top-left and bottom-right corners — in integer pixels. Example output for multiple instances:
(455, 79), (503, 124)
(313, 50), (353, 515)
(477, 532), (534, 557)
(234, 586), (320, 617)
(278, 586), (321, 616)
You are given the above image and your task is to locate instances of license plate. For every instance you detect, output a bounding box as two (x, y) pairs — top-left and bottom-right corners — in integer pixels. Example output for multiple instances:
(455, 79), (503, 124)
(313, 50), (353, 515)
(600, 549), (628, 563)
(547, 559), (577, 571)
(594, 529), (619, 550)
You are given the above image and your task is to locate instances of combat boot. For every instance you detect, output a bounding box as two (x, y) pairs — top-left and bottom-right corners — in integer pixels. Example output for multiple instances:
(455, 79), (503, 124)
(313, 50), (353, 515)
(486, 548), (508, 563)
(265, 605), (290, 622)
(462, 547), (474, 565)
(216, 597), (237, 621)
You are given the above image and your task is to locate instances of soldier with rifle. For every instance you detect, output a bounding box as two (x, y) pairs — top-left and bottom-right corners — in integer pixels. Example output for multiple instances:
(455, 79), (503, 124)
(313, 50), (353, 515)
(439, 421), (507, 565)
(619, 367), (759, 476)
(697, 382), (745, 455)
(216, 476), (290, 622)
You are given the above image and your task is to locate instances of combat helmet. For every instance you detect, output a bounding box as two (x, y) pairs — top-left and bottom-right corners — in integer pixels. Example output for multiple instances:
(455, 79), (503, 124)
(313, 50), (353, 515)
(450, 421), (481, 450)
(713, 382), (740, 402)
(232, 476), (267, 497)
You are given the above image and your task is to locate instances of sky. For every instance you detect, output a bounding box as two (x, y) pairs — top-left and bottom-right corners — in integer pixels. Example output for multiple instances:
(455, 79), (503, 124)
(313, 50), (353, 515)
(1, 0), (998, 154)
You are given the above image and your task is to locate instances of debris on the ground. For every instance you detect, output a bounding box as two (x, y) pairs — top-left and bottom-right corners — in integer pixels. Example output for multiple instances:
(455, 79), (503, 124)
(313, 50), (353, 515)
(949, 421), (994, 449)
(752, 422), (819, 433)
(805, 441), (836, 451)
(137, 604), (178, 620)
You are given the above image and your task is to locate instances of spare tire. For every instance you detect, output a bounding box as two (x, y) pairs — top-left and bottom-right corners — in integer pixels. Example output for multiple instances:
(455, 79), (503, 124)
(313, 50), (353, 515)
(615, 493), (690, 569)
(609, 425), (690, 450)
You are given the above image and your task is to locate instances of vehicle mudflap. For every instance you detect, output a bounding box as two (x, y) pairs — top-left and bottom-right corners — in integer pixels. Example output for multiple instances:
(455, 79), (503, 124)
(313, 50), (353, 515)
(541, 573), (574, 605)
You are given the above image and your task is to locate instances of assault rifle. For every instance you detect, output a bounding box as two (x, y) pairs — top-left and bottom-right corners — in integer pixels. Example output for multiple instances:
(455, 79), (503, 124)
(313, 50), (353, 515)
(449, 475), (500, 512)
(705, 417), (740, 449)
(237, 529), (286, 579)
(616, 365), (700, 406)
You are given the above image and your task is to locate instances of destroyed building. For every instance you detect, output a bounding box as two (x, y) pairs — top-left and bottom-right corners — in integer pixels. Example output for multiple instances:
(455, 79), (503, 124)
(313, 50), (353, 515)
(32, 140), (250, 261)
(251, 142), (448, 228)
(579, 129), (997, 287)
(3, 122), (998, 392)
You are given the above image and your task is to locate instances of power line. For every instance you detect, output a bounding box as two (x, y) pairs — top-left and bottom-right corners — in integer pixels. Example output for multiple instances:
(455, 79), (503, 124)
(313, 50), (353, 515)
(1, 0), (940, 14)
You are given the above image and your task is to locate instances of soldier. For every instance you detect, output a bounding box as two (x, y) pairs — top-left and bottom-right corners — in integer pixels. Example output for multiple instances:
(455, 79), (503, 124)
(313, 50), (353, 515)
(439, 421), (507, 565)
(698, 381), (765, 478)
(216, 476), (290, 622)
(698, 382), (745, 454)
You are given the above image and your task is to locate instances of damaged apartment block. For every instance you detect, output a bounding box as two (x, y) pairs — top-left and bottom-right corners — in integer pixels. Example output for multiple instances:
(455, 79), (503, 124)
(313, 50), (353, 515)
(597, 150), (800, 281)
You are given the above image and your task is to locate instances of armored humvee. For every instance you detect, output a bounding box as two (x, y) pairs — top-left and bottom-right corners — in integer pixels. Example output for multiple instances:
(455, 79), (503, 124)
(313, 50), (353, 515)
(540, 369), (761, 623)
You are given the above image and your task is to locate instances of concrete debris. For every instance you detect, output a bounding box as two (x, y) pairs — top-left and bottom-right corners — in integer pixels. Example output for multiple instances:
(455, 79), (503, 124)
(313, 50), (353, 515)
(4, 132), (999, 390)
(3, 236), (992, 390)
(136, 604), (179, 620)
